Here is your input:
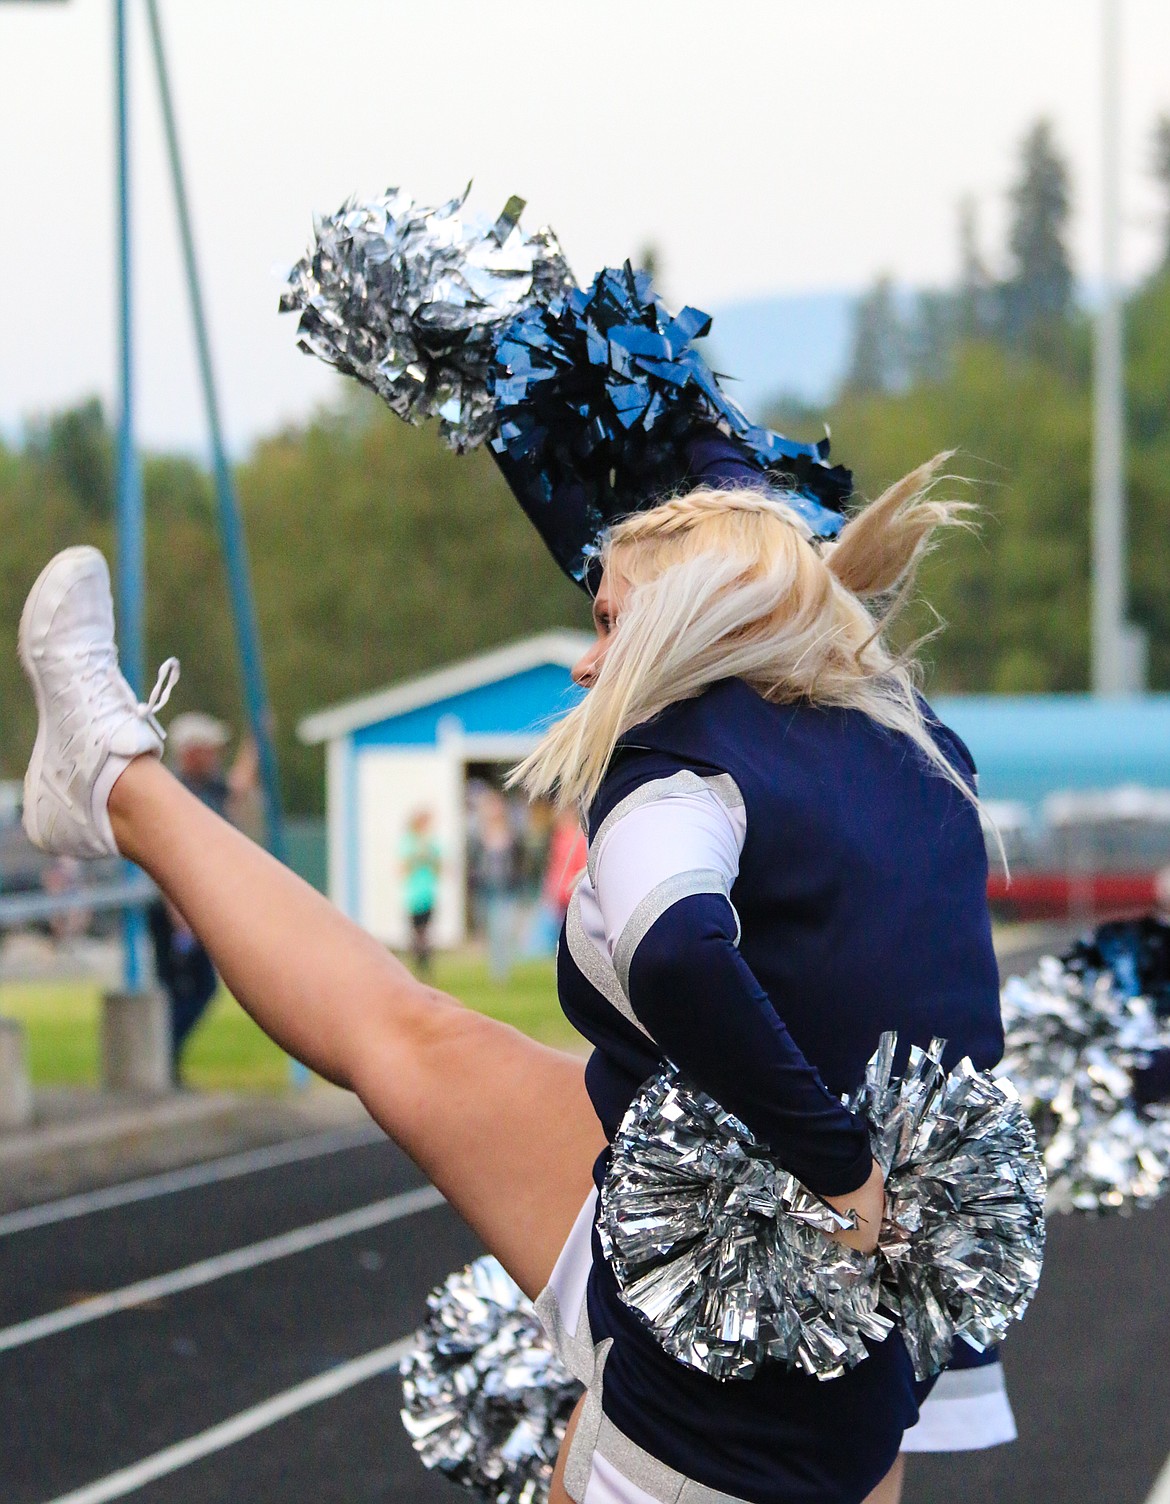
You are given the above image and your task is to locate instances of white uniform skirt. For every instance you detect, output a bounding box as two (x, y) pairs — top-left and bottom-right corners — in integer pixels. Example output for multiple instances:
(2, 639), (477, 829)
(903, 1358), (1016, 1452)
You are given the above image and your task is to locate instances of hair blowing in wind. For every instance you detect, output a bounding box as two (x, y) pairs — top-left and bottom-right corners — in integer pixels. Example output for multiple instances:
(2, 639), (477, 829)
(512, 453), (986, 823)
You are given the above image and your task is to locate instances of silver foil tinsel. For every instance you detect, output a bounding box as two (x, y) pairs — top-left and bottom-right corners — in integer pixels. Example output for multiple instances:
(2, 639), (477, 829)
(848, 1035), (1046, 1380)
(281, 186), (573, 450)
(400, 1256), (582, 1504)
(1000, 953), (1170, 1214)
(600, 1035), (1045, 1383)
(598, 1068), (892, 1383)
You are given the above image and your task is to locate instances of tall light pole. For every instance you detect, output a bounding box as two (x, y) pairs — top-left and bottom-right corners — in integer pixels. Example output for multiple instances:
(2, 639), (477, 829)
(1092, 0), (1145, 695)
(113, 0), (151, 988)
(143, 0), (286, 864)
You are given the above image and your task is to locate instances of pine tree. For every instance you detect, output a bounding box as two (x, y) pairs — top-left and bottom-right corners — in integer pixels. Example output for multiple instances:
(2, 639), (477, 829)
(843, 277), (904, 394)
(956, 197), (996, 340)
(1153, 115), (1170, 266)
(26, 398), (114, 517)
(1001, 121), (1073, 344)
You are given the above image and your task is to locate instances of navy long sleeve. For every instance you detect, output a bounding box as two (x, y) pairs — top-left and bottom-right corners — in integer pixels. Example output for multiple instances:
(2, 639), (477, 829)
(627, 892), (874, 1194)
(585, 749), (873, 1197)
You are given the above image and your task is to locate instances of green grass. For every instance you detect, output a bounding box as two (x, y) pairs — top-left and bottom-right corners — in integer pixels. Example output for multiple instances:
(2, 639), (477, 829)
(0, 922), (1048, 1091)
(0, 952), (569, 1091)
(429, 954), (574, 1049)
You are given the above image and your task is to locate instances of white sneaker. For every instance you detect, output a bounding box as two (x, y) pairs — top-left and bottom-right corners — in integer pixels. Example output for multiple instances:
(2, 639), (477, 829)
(19, 546), (180, 858)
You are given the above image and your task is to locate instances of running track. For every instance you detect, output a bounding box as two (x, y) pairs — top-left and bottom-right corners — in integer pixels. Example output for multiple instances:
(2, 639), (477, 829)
(0, 1127), (477, 1503)
(2, 977), (1168, 1502)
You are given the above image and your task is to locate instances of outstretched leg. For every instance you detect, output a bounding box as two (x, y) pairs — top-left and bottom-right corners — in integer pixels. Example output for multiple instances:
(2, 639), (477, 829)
(109, 758), (602, 1297)
(19, 546), (602, 1299)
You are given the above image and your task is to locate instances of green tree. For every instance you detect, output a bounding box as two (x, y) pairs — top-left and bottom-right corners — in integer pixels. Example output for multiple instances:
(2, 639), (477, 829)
(826, 342), (1093, 694)
(904, 290), (956, 385)
(1153, 115), (1170, 266)
(955, 197), (997, 341)
(234, 399), (590, 813)
(843, 276), (904, 394)
(1001, 121), (1074, 346)
(27, 398), (114, 517)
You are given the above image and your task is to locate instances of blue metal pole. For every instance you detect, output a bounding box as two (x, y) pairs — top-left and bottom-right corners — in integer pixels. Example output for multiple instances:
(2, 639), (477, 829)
(143, 0), (286, 864)
(114, 0), (148, 992)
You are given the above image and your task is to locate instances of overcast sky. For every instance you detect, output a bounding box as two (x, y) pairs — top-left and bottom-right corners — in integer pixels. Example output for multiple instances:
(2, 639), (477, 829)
(3, 0), (1169, 451)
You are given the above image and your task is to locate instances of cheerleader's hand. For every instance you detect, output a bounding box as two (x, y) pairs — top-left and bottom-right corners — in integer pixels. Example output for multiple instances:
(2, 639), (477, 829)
(823, 1161), (885, 1255)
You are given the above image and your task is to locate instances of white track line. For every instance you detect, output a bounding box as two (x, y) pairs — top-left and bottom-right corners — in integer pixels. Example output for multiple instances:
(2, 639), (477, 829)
(0, 1123), (385, 1239)
(39, 1336), (413, 1504)
(1146, 1453), (1170, 1504)
(0, 1184), (444, 1355)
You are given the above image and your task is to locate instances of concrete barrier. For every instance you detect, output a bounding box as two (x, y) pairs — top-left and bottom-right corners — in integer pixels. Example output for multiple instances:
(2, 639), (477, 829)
(101, 990), (171, 1093)
(0, 1018), (34, 1130)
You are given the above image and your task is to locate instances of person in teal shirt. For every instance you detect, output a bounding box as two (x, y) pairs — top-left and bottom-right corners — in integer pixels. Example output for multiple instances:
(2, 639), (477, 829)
(401, 810), (441, 975)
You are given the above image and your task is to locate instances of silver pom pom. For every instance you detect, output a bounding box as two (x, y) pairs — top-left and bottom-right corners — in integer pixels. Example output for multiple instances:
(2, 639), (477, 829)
(598, 1068), (892, 1382)
(849, 1037), (1046, 1380)
(1001, 954), (1170, 1214)
(600, 1035), (1046, 1383)
(282, 186), (574, 450)
(400, 1256), (582, 1503)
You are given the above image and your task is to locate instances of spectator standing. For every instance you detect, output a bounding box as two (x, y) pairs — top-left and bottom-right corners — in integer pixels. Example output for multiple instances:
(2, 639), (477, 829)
(147, 713), (257, 1083)
(400, 809), (441, 976)
(470, 788), (522, 981)
(543, 809), (587, 926)
(525, 807), (587, 957)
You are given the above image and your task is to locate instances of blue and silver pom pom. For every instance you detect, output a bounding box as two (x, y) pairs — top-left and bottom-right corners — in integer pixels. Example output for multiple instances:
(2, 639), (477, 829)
(1000, 920), (1170, 1215)
(600, 1034), (1045, 1383)
(283, 187), (851, 585)
(400, 1256), (582, 1504)
(491, 264), (852, 582)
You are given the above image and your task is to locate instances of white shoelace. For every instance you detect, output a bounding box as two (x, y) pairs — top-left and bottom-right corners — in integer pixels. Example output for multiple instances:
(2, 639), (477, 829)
(138, 656), (181, 734)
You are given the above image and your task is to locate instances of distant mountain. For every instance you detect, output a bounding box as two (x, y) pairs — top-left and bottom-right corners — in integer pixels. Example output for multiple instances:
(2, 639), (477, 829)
(702, 291), (858, 420)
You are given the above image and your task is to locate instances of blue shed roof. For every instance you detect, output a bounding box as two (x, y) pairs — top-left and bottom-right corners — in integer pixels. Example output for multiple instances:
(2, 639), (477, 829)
(298, 632), (592, 748)
(354, 662), (583, 747)
(932, 694), (1170, 806)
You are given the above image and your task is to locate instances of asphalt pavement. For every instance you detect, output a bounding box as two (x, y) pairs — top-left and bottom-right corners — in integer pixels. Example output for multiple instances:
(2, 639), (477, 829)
(0, 1131), (481, 1504)
(903, 1194), (1170, 1504)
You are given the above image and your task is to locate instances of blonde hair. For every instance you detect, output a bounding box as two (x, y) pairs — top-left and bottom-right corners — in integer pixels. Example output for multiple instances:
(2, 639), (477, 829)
(512, 453), (983, 830)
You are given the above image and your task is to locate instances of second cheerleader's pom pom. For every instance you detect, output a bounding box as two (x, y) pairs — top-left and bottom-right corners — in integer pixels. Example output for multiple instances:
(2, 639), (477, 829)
(1001, 918), (1170, 1215)
(281, 186), (573, 451)
(400, 1256), (581, 1504)
(600, 1034), (1046, 1384)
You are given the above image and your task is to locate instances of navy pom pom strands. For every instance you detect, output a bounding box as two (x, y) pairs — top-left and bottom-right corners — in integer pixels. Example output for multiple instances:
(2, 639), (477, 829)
(489, 264), (851, 582)
(282, 188), (850, 587)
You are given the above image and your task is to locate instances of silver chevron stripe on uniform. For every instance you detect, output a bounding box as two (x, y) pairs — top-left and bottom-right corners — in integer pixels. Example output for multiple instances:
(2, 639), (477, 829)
(564, 888), (652, 1038)
(612, 867), (734, 996)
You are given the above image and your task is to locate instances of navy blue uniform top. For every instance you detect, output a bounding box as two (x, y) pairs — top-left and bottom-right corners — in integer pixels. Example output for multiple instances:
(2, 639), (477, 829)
(556, 678), (1004, 1502)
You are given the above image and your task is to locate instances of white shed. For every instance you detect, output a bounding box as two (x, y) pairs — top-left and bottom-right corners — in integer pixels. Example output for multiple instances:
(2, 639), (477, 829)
(297, 632), (591, 949)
